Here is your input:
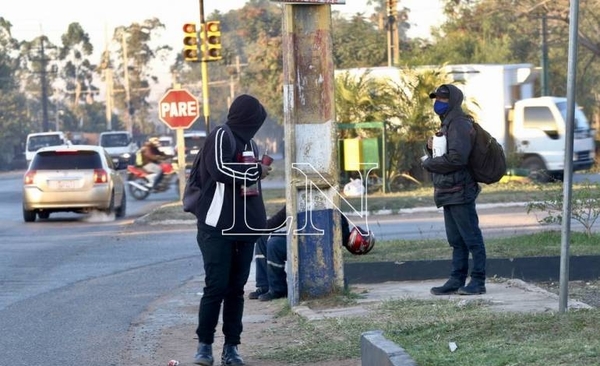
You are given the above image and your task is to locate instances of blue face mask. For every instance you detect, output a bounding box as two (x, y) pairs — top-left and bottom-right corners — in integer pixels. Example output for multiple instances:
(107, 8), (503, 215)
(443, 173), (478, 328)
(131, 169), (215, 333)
(434, 100), (449, 116)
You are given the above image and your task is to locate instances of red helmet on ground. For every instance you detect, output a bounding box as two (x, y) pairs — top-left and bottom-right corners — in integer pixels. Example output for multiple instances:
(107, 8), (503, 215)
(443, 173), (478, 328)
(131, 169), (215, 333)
(344, 226), (375, 255)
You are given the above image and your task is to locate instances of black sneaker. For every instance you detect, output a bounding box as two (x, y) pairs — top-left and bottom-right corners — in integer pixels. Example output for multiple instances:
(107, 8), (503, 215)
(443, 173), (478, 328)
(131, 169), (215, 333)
(221, 344), (244, 365)
(457, 281), (486, 295)
(430, 278), (464, 296)
(248, 288), (268, 300)
(258, 291), (287, 302)
(193, 342), (214, 365)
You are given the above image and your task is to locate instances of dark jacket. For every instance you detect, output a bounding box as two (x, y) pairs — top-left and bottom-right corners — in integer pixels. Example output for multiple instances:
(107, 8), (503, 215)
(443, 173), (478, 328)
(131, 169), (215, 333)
(422, 84), (480, 208)
(195, 95), (268, 239)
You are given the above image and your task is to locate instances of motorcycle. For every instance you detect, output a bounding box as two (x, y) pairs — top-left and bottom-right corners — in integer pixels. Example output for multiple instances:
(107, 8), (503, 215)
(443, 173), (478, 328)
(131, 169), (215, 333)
(126, 161), (179, 200)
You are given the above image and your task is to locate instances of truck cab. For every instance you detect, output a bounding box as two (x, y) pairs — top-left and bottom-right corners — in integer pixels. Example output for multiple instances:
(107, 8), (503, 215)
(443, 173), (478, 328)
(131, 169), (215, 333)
(449, 63), (595, 182)
(25, 131), (68, 164)
(98, 131), (138, 166)
(511, 97), (595, 180)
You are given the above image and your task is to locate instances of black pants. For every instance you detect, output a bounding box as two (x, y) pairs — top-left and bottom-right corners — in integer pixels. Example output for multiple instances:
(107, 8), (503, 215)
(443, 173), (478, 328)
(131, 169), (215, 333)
(195, 230), (255, 345)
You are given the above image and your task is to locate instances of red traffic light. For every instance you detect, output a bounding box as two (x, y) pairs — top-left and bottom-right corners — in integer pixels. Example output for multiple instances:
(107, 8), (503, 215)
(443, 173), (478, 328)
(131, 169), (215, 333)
(183, 23), (196, 33)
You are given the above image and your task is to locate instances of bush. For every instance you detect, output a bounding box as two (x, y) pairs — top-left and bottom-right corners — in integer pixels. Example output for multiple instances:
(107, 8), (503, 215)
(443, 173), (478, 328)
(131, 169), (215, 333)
(526, 180), (600, 237)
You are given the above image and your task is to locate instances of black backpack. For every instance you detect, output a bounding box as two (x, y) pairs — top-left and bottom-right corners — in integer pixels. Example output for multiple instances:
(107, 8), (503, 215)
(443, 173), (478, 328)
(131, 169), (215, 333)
(182, 125), (236, 215)
(468, 121), (507, 184)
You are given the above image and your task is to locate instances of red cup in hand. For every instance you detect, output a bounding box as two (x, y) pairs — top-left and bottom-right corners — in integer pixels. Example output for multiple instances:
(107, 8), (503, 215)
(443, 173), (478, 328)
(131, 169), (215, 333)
(261, 154), (274, 166)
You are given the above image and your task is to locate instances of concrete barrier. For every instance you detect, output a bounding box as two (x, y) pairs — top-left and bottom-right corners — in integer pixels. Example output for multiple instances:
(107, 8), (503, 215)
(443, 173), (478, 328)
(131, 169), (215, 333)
(360, 330), (417, 366)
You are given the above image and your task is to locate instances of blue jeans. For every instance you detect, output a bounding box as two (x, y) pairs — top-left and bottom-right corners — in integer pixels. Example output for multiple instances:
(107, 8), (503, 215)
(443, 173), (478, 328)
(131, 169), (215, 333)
(254, 236), (269, 290)
(443, 202), (486, 283)
(254, 234), (287, 295)
(195, 230), (254, 345)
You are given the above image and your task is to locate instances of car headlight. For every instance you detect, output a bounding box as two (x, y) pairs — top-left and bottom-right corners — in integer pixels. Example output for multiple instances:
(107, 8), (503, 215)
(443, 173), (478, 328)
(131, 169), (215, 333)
(121, 153), (131, 159)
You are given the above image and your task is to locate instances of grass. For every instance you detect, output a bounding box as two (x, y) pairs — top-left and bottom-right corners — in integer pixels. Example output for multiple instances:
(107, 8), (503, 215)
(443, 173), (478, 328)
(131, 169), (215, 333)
(343, 231), (600, 263)
(254, 299), (600, 365)
(145, 179), (600, 365)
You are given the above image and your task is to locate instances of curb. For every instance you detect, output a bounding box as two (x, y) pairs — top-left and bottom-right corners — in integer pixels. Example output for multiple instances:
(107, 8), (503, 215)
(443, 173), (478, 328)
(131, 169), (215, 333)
(360, 330), (418, 366)
(142, 202), (530, 226)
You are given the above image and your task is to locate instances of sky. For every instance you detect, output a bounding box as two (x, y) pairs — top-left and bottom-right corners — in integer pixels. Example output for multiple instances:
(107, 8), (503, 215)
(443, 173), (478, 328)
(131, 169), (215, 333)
(2, 0), (444, 100)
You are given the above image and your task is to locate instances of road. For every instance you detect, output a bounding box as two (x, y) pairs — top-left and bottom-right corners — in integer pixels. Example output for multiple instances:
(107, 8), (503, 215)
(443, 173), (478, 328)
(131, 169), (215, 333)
(0, 170), (597, 365)
(0, 171), (201, 366)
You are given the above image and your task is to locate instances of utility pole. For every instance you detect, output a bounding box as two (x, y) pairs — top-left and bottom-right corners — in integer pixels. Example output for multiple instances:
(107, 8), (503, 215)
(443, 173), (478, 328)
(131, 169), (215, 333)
(122, 33), (132, 134)
(105, 68), (114, 130)
(226, 56), (242, 106)
(540, 14), (550, 96)
(39, 37), (50, 132)
(282, 3), (343, 305)
(199, 0), (211, 132)
(387, 0), (398, 67)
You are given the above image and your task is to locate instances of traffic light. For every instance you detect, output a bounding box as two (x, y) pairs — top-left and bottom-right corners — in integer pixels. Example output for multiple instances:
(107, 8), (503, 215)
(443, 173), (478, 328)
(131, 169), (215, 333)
(200, 21), (222, 61)
(387, 0), (397, 16)
(182, 23), (199, 62)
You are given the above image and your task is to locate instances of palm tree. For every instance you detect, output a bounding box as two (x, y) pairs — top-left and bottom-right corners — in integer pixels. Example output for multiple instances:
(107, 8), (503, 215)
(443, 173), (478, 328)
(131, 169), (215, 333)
(334, 66), (448, 190)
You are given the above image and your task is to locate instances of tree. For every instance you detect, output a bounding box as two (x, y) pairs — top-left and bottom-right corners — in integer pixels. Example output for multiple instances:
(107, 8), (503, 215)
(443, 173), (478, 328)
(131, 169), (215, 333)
(55, 22), (97, 131)
(332, 14), (388, 69)
(0, 17), (30, 167)
(335, 66), (446, 185)
(104, 18), (171, 135)
(433, 0), (600, 122)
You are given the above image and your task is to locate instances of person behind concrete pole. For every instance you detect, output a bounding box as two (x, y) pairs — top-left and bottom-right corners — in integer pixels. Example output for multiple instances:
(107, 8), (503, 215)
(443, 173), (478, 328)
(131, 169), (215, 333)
(138, 137), (167, 189)
(192, 94), (271, 366)
(422, 84), (487, 296)
(249, 206), (356, 302)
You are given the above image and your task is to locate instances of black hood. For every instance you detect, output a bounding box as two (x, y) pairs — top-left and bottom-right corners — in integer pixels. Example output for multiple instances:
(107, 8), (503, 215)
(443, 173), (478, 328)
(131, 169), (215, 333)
(444, 84), (464, 112)
(431, 83), (464, 122)
(225, 94), (267, 143)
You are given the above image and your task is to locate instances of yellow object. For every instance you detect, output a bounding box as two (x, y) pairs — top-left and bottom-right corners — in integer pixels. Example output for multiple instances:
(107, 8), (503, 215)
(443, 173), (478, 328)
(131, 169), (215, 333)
(343, 139), (362, 171)
(183, 23), (199, 62)
(200, 21), (222, 61)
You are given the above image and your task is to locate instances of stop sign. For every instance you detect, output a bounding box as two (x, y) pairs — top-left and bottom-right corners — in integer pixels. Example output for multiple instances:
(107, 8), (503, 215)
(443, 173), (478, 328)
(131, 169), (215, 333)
(158, 89), (200, 129)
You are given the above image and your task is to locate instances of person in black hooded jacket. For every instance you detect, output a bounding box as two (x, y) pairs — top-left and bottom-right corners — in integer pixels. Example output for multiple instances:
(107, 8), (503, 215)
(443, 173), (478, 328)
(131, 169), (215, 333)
(422, 84), (487, 297)
(193, 94), (271, 366)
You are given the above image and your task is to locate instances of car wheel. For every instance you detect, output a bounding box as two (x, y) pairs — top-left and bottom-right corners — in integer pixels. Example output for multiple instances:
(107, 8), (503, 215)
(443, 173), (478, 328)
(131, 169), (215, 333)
(104, 192), (115, 215)
(115, 190), (127, 218)
(521, 156), (552, 183)
(38, 211), (50, 219)
(23, 208), (36, 222)
(128, 177), (151, 200)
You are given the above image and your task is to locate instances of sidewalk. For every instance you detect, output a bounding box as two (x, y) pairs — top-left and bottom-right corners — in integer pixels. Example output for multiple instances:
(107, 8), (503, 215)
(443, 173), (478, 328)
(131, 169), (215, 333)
(122, 260), (592, 366)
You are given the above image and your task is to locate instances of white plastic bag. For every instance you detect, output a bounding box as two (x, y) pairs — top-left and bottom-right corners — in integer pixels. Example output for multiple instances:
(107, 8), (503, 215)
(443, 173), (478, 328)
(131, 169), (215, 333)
(343, 179), (365, 197)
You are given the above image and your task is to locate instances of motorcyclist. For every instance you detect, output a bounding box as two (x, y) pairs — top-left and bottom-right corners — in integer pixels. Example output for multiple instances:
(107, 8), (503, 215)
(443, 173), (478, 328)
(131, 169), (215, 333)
(138, 137), (167, 189)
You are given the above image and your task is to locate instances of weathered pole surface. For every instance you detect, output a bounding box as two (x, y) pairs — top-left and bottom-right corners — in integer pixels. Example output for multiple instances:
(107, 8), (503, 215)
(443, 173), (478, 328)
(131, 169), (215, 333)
(282, 4), (344, 306)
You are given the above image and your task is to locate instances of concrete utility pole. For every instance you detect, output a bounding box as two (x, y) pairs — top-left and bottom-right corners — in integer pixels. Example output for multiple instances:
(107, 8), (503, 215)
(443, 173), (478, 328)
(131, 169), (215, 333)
(387, 0), (399, 66)
(281, 3), (344, 305)
(122, 33), (132, 134)
(39, 37), (50, 132)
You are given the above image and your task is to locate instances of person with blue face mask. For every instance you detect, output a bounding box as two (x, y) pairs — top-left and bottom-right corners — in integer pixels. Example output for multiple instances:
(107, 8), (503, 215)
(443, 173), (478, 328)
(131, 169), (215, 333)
(421, 84), (487, 296)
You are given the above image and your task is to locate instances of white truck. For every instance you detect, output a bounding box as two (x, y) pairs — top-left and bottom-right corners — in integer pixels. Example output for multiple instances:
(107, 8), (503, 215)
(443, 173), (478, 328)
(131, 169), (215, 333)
(448, 63), (595, 181)
(25, 131), (68, 163)
(336, 64), (596, 181)
(98, 131), (138, 166)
